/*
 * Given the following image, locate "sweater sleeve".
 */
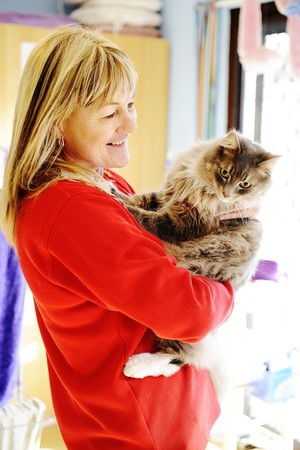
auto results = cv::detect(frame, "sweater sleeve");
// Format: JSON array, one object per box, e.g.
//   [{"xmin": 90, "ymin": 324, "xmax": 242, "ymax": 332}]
[{"xmin": 46, "ymin": 189, "xmax": 234, "ymax": 344}]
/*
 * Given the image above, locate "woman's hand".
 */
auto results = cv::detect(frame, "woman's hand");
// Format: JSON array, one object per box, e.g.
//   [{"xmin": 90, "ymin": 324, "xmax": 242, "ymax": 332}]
[{"xmin": 218, "ymin": 204, "xmax": 260, "ymax": 221}]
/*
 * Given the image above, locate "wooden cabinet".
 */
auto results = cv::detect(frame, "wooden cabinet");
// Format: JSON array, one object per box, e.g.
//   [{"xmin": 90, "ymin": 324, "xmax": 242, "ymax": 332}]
[{"xmin": 0, "ymin": 23, "xmax": 169, "ymax": 191}]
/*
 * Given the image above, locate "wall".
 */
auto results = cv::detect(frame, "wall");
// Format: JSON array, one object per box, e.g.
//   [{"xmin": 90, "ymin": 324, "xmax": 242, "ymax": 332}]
[
  {"xmin": 0, "ymin": 0, "xmax": 58, "ymax": 14},
  {"xmin": 162, "ymin": 0, "xmax": 199, "ymax": 153}
]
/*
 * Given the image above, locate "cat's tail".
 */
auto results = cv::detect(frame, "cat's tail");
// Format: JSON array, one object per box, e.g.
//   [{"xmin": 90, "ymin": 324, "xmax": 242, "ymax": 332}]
[{"xmin": 182, "ymin": 334, "xmax": 230, "ymax": 401}]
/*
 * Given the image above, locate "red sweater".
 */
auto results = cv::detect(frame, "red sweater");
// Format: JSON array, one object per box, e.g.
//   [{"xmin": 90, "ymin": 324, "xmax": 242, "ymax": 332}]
[{"xmin": 17, "ymin": 171, "xmax": 234, "ymax": 450}]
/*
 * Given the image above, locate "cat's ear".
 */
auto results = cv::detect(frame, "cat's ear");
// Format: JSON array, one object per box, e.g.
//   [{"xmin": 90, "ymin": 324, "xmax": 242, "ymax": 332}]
[
  {"xmin": 221, "ymin": 130, "xmax": 240, "ymax": 151},
  {"xmin": 259, "ymin": 153, "xmax": 281, "ymax": 173}
]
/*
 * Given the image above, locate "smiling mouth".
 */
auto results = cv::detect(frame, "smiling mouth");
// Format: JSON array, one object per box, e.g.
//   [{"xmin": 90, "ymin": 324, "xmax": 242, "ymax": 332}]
[{"xmin": 108, "ymin": 139, "xmax": 127, "ymax": 146}]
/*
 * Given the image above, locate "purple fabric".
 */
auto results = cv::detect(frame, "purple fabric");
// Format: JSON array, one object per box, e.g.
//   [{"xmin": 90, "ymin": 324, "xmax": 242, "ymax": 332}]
[
  {"xmin": 0, "ymin": 11, "xmax": 77, "ymax": 28},
  {"xmin": 252, "ymin": 259, "xmax": 288, "ymax": 283},
  {"xmin": 0, "ymin": 230, "xmax": 26, "ymax": 407}
]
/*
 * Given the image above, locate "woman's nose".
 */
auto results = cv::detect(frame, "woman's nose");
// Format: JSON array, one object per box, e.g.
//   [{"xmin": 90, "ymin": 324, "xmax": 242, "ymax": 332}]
[{"xmin": 118, "ymin": 111, "xmax": 137, "ymax": 134}]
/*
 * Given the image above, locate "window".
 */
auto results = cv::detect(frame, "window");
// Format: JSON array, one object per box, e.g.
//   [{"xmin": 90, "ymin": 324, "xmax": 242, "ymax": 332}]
[{"xmin": 227, "ymin": 4, "xmax": 300, "ymax": 447}]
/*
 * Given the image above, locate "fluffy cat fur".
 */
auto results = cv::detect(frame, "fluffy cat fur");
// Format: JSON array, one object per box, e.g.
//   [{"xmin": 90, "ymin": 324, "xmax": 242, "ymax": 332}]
[{"xmin": 112, "ymin": 130, "xmax": 280, "ymax": 399}]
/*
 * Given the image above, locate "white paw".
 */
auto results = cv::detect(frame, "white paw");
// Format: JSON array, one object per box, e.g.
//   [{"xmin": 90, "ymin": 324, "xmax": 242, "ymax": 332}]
[{"xmin": 123, "ymin": 352, "xmax": 181, "ymax": 379}]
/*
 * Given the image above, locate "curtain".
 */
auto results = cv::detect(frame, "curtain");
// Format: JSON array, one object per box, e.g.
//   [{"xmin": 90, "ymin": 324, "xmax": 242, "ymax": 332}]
[
  {"xmin": 0, "ymin": 230, "xmax": 26, "ymax": 407},
  {"xmin": 196, "ymin": 1, "xmax": 218, "ymax": 139}
]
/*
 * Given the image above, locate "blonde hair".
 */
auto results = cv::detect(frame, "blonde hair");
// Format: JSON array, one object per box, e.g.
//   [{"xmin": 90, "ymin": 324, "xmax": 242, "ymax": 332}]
[{"xmin": 0, "ymin": 25, "xmax": 138, "ymax": 247}]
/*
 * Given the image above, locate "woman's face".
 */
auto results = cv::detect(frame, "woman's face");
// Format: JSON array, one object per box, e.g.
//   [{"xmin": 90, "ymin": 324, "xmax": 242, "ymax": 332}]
[{"xmin": 62, "ymin": 88, "xmax": 137, "ymax": 169}]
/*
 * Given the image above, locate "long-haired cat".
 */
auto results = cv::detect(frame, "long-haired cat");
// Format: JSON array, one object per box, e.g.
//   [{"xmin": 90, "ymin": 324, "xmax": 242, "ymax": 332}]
[{"xmin": 113, "ymin": 130, "xmax": 280, "ymax": 399}]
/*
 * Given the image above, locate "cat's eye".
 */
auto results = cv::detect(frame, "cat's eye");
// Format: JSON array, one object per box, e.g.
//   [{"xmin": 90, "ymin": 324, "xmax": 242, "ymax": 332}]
[
  {"xmin": 220, "ymin": 168, "xmax": 230, "ymax": 180},
  {"xmin": 239, "ymin": 181, "xmax": 251, "ymax": 189}
]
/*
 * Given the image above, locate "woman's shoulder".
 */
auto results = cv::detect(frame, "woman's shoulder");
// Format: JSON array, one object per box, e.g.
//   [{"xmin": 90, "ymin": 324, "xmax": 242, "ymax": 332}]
[
  {"xmin": 35, "ymin": 180, "xmax": 107, "ymax": 203},
  {"xmin": 20, "ymin": 181, "xmax": 114, "ymax": 225},
  {"xmin": 52, "ymin": 179, "xmax": 98, "ymax": 194},
  {"xmin": 18, "ymin": 180, "xmax": 133, "ymax": 246}
]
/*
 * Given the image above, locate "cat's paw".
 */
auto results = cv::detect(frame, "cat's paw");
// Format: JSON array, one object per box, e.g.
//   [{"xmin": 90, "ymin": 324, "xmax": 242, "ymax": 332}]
[{"xmin": 123, "ymin": 352, "xmax": 181, "ymax": 379}]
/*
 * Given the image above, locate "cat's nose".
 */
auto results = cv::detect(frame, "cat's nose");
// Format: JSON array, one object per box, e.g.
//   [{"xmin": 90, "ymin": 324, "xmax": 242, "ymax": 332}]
[{"xmin": 222, "ymin": 191, "xmax": 234, "ymax": 202}]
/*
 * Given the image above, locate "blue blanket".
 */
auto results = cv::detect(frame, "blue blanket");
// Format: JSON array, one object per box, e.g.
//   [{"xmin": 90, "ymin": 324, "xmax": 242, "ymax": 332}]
[{"xmin": 0, "ymin": 230, "xmax": 26, "ymax": 407}]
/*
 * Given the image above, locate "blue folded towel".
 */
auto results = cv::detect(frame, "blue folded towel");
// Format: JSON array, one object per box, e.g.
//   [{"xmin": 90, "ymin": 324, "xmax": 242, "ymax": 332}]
[{"xmin": 0, "ymin": 230, "xmax": 26, "ymax": 407}]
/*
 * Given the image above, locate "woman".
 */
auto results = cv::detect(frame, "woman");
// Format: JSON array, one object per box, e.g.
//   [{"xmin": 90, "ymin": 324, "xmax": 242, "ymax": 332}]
[{"xmin": 0, "ymin": 26, "xmax": 235, "ymax": 449}]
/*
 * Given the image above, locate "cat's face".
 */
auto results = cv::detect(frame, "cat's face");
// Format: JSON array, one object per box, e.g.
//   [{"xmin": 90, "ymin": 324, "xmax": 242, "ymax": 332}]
[{"xmin": 203, "ymin": 131, "xmax": 280, "ymax": 208}]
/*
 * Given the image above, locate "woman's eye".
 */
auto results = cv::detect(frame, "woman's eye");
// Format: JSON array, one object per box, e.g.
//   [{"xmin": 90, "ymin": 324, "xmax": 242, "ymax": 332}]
[
  {"xmin": 220, "ymin": 168, "xmax": 230, "ymax": 180},
  {"xmin": 128, "ymin": 101, "xmax": 135, "ymax": 110},
  {"xmin": 104, "ymin": 112, "xmax": 116, "ymax": 119},
  {"xmin": 239, "ymin": 181, "xmax": 251, "ymax": 189}
]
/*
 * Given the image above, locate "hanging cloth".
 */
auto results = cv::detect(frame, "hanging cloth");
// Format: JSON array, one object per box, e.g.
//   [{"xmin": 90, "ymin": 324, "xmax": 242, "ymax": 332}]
[
  {"xmin": 0, "ymin": 230, "xmax": 26, "ymax": 407},
  {"xmin": 237, "ymin": 0, "xmax": 284, "ymax": 73}
]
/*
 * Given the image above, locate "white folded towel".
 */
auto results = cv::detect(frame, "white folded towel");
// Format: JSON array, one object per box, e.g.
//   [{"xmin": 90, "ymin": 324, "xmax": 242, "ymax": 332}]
[
  {"xmin": 70, "ymin": 5, "xmax": 162, "ymax": 27},
  {"xmin": 66, "ymin": 0, "xmax": 162, "ymax": 10}
]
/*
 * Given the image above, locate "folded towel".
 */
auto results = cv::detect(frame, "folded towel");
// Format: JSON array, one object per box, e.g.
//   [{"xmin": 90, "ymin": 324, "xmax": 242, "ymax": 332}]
[
  {"xmin": 0, "ymin": 230, "xmax": 26, "ymax": 407},
  {"xmin": 70, "ymin": 5, "xmax": 162, "ymax": 27},
  {"xmin": 83, "ymin": 0, "xmax": 163, "ymax": 11},
  {"xmin": 65, "ymin": 0, "xmax": 162, "ymax": 10}
]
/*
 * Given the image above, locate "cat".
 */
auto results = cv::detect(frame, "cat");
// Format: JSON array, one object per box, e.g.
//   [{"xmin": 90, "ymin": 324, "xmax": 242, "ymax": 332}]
[{"xmin": 112, "ymin": 130, "xmax": 280, "ymax": 399}]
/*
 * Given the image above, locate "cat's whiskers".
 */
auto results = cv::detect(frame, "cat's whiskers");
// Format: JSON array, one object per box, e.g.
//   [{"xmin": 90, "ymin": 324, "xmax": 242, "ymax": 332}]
[
  {"xmin": 218, "ymin": 200, "xmax": 249, "ymax": 224},
  {"xmin": 232, "ymin": 201, "xmax": 251, "ymax": 224}
]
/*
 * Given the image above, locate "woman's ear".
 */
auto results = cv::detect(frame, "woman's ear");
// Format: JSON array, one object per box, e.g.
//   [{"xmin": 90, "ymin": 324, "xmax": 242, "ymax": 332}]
[
  {"xmin": 57, "ymin": 130, "xmax": 64, "ymax": 141},
  {"xmin": 51, "ymin": 123, "xmax": 64, "ymax": 140}
]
